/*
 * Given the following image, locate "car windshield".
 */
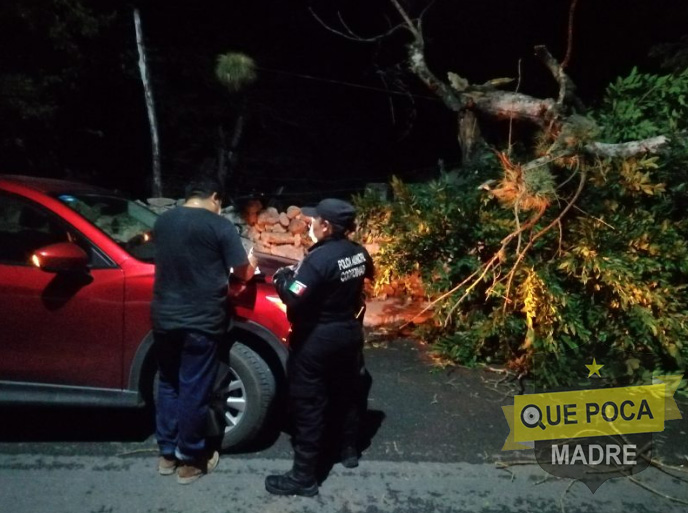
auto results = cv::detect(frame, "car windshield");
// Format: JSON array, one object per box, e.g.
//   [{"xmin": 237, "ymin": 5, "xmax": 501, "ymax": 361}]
[{"xmin": 56, "ymin": 193, "xmax": 158, "ymax": 261}]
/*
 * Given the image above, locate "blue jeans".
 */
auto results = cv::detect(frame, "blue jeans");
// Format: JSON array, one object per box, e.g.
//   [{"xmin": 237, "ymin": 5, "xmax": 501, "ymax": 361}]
[{"xmin": 154, "ymin": 330, "xmax": 219, "ymax": 461}]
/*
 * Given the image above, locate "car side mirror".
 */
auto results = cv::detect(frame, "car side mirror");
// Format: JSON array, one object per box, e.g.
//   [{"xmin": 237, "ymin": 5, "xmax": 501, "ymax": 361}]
[{"xmin": 31, "ymin": 242, "xmax": 89, "ymax": 273}]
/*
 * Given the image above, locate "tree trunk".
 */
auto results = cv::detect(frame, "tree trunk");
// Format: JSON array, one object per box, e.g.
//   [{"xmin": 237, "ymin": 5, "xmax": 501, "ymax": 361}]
[
  {"xmin": 458, "ymin": 109, "xmax": 484, "ymax": 166},
  {"xmin": 225, "ymin": 114, "xmax": 245, "ymax": 185},
  {"xmin": 134, "ymin": 8, "xmax": 162, "ymax": 197},
  {"xmin": 217, "ymin": 125, "xmax": 227, "ymax": 189}
]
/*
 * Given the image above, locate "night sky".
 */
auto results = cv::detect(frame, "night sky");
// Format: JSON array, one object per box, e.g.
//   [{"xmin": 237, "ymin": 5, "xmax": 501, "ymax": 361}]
[{"xmin": 3, "ymin": 0, "xmax": 688, "ymax": 200}]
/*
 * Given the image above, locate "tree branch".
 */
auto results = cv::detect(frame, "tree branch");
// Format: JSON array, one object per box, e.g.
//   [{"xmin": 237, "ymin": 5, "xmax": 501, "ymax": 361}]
[
  {"xmin": 408, "ymin": 43, "xmax": 466, "ymax": 111},
  {"xmin": 585, "ymin": 135, "xmax": 670, "ymax": 158},
  {"xmin": 308, "ymin": 7, "xmax": 406, "ymax": 42},
  {"xmin": 419, "ymin": 0, "xmax": 441, "ymax": 22},
  {"xmin": 561, "ymin": 0, "xmax": 579, "ymax": 69},
  {"xmin": 502, "ymin": 168, "xmax": 588, "ymax": 306},
  {"xmin": 471, "ymin": 90, "xmax": 557, "ymax": 126},
  {"xmin": 534, "ymin": 45, "xmax": 585, "ymax": 111},
  {"xmin": 316, "ymin": 0, "xmax": 675, "ymax": 164},
  {"xmin": 519, "ymin": 134, "xmax": 670, "ymax": 170},
  {"xmin": 388, "ymin": 0, "xmax": 421, "ymax": 40}
]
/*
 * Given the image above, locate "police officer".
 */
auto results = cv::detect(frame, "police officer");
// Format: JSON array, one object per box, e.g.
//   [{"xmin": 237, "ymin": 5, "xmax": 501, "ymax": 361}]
[{"xmin": 265, "ymin": 198, "xmax": 374, "ymax": 497}]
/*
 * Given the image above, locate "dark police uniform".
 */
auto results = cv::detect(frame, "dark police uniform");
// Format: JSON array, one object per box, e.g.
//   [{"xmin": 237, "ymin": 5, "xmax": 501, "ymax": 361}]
[{"xmin": 272, "ymin": 231, "xmax": 374, "ymax": 483}]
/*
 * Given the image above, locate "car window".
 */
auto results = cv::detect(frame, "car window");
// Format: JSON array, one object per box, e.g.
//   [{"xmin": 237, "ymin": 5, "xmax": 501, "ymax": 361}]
[
  {"xmin": 56, "ymin": 194, "xmax": 157, "ymax": 262},
  {"xmin": 0, "ymin": 195, "xmax": 72, "ymax": 265},
  {"xmin": 0, "ymin": 194, "xmax": 111, "ymax": 268}
]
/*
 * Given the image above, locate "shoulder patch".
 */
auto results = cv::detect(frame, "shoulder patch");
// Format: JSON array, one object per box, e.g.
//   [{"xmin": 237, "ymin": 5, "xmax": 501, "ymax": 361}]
[{"xmin": 288, "ymin": 280, "xmax": 308, "ymax": 296}]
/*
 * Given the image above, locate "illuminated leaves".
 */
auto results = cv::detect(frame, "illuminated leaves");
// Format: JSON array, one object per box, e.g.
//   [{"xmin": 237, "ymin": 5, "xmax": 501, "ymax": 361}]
[
  {"xmin": 597, "ymin": 67, "xmax": 688, "ymax": 142},
  {"xmin": 351, "ymin": 66, "xmax": 688, "ymax": 387}
]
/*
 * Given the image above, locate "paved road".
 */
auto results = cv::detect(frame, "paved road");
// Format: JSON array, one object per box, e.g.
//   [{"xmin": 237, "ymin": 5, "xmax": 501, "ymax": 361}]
[{"xmin": 1, "ymin": 339, "xmax": 688, "ymax": 513}]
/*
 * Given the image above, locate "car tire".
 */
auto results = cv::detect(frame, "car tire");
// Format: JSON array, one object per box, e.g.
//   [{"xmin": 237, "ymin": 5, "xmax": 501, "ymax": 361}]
[{"xmin": 214, "ymin": 341, "xmax": 277, "ymax": 450}]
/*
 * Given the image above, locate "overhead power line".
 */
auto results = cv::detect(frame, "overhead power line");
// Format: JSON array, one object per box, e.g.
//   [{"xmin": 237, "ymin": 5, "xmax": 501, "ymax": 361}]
[{"xmin": 257, "ymin": 66, "xmax": 440, "ymax": 102}]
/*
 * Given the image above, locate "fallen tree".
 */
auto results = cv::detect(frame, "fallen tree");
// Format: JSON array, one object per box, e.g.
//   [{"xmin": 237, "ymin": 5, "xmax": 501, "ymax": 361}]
[{"xmin": 320, "ymin": 1, "xmax": 688, "ymax": 387}]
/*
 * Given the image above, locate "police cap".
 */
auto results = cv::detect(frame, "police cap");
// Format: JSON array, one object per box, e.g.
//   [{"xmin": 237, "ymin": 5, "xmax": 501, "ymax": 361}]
[{"xmin": 302, "ymin": 198, "xmax": 356, "ymax": 229}]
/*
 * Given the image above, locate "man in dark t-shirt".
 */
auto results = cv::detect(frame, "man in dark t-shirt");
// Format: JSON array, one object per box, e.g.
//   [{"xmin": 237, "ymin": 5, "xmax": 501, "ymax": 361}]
[{"xmin": 152, "ymin": 178, "xmax": 256, "ymax": 485}]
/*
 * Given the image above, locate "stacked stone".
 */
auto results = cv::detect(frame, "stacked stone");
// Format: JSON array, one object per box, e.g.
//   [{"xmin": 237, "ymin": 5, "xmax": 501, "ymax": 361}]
[
  {"xmin": 246, "ymin": 205, "xmax": 311, "ymax": 261},
  {"xmin": 376, "ymin": 272, "xmax": 425, "ymax": 300},
  {"xmin": 142, "ymin": 198, "xmax": 311, "ymax": 261},
  {"xmin": 142, "ymin": 197, "xmax": 179, "ymax": 214}
]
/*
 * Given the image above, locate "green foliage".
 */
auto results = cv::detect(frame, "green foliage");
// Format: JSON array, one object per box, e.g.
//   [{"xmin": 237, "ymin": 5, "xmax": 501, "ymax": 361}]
[
  {"xmin": 0, "ymin": 74, "xmax": 58, "ymax": 120},
  {"xmin": 523, "ymin": 166, "xmax": 556, "ymax": 200},
  {"xmin": 215, "ymin": 52, "xmax": 257, "ymax": 92},
  {"xmin": 0, "ymin": 0, "xmax": 113, "ymax": 117},
  {"xmin": 595, "ymin": 67, "xmax": 688, "ymax": 142},
  {"xmin": 356, "ymin": 69, "xmax": 688, "ymax": 388},
  {"xmin": 354, "ymin": 159, "xmax": 502, "ymax": 294},
  {"xmin": 0, "ymin": 0, "xmax": 116, "ymax": 172},
  {"xmin": 650, "ymin": 35, "xmax": 688, "ymax": 73}
]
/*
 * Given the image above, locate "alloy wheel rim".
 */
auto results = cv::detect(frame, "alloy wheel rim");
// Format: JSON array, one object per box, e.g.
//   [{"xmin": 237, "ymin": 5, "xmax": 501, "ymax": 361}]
[{"xmin": 223, "ymin": 370, "xmax": 247, "ymax": 433}]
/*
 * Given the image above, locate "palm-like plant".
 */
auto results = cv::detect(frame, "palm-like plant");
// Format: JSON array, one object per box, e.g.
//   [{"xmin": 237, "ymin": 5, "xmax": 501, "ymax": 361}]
[{"xmin": 215, "ymin": 52, "xmax": 257, "ymax": 92}]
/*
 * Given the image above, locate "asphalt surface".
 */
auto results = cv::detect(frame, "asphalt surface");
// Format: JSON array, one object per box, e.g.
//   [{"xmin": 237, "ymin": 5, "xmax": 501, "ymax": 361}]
[{"xmin": 1, "ymin": 338, "xmax": 688, "ymax": 513}]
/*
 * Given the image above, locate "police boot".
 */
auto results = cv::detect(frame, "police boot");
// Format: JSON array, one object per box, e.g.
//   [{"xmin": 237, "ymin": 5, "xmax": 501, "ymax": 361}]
[
  {"xmin": 340, "ymin": 445, "xmax": 359, "ymax": 468},
  {"xmin": 265, "ymin": 458, "xmax": 318, "ymax": 497}
]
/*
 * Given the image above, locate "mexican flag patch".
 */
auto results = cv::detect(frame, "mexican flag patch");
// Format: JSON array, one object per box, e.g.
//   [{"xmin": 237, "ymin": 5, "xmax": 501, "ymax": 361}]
[{"xmin": 288, "ymin": 280, "xmax": 308, "ymax": 296}]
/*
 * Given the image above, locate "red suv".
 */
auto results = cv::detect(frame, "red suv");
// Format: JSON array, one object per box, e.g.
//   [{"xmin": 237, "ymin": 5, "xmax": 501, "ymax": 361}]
[{"xmin": 0, "ymin": 175, "xmax": 292, "ymax": 448}]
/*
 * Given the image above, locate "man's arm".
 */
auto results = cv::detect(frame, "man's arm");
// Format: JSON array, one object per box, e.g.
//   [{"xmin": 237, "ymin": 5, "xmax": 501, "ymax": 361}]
[{"xmin": 232, "ymin": 248, "xmax": 258, "ymax": 282}]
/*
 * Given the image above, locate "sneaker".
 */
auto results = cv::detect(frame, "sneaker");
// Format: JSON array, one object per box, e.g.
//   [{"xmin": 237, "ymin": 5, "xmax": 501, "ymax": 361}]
[
  {"xmin": 265, "ymin": 471, "xmax": 318, "ymax": 497},
  {"xmin": 340, "ymin": 446, "xmax": 359, "ymax": 468},
  {"xmin": 158, "ymin": 455, "xmax": 178, "ymax": 476},
  {"xmin": 177, "ymin": 451, "xmax": 220, "ymax": 485}
]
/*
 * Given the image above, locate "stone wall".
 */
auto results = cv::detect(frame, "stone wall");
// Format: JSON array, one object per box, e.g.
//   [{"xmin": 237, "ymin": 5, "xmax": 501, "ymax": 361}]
[
  {"xmin": 243, "ymin": 200, "xmax": 312, "ymax": 260},
  {"xmin": 143, "ymin": 197, "xmax": 422, "ymax": 299},
  {"xmin": 143, "ymin": 198, "xmax": 313, "ymax": 260}
]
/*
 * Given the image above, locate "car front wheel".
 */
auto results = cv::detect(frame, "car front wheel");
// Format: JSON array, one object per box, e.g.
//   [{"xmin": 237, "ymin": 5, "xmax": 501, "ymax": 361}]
[{"xmin": 213, "ymin": 341, "xmax": 277, "ymax": 449}]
